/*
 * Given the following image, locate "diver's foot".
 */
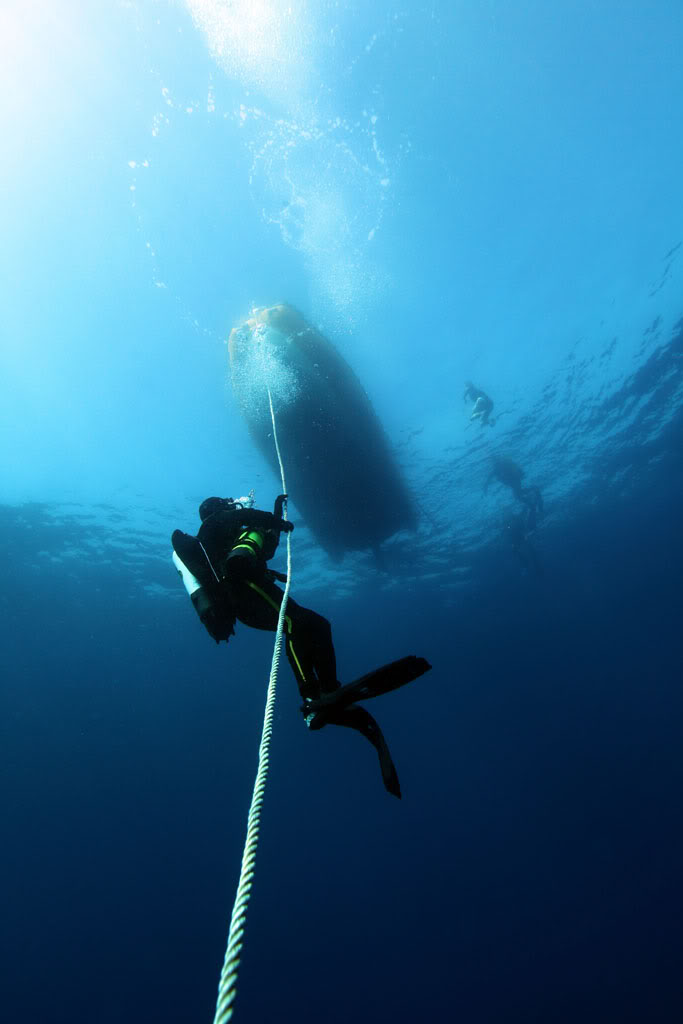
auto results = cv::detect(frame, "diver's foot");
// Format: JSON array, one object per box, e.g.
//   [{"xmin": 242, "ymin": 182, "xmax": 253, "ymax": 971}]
[{"xmin": 302, "ymin": 698, "xmax": 330, "ymax": 731}]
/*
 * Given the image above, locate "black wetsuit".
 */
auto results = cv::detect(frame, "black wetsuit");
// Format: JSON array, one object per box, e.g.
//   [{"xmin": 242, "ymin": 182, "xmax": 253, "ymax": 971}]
[
  {"xmin": 172, "ymin": 498, "xmax": 432, "ymax": 798},
  {"xmin": 172, "ymin": 504, "xmax": 338, "ymax": 701}
]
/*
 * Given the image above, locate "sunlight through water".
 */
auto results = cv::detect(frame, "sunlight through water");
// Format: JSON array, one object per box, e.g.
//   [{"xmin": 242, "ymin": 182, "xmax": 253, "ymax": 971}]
[{"xmin": 184, "ymin": 0, "xmax": 316, "ymax": 102}]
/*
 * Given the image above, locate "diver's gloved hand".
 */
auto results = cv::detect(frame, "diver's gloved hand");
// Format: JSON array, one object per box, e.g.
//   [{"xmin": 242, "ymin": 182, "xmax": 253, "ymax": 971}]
[
  {"xmin": 194, "ymin": 588, "xmax": 235, "ymax": 643},
  {"xmin": 279, "ymin": 519, "xmax": 294, "ymax": 533},
  {"xmin": 200, "ymin": 607, "xmax": 234, "ymax": 644},
  {"xmin": 273, "ymin": 493, "xmax": 288, "ymax": 519}
]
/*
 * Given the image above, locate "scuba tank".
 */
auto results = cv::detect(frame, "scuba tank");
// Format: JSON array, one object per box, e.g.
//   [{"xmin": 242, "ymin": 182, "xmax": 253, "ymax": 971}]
[
  {"xmin": 172, "ymin": 550, "xmax": 203, "ymax": 597},
  {"xmin": 171, "ymin": 534, "xmax": 236, "ymax": 643}
]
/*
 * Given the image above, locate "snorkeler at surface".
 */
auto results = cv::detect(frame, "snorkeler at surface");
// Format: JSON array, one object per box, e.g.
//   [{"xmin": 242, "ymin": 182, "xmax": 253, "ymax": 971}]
[
  {"xmin": 463, "ymin": 381, "xmax": 495, "ymax": 426},
  {"xmin": 171, "ymin": 490, "xmax": 431, "ymax": 798}
]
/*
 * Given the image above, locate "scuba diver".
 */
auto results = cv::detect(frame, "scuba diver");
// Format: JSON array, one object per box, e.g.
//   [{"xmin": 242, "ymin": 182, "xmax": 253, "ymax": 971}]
[
  {"xmin": 171, "ymin": 491, "xmax": 431, "ymax": 799},
  {"xmin": 464, "ymin": 381, "xmax": 495, "ymax": 426},
  {"xmin": 485, "ymin": 456, "xmax": 543, "ymax": 520}
]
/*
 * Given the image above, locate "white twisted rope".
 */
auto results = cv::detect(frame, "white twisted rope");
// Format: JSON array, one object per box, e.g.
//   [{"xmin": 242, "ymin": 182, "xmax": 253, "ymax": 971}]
[{"xmin": 213, "ymin": 387, "xmax": 291, "ymax": 1024}]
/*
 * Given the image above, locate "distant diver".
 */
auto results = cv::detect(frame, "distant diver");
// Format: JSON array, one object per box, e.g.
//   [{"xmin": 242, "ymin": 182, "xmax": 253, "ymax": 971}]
[
  {"xmin": 464, "ymin": 381, "xmax": 495, "ymax": 426},
  {"xmin": 171, "ymin": 491, "xmax": 431, "ymax": 798},
  {"xmin": 485, "ymin": 456, "xmax": 543, "ymax": 521}
]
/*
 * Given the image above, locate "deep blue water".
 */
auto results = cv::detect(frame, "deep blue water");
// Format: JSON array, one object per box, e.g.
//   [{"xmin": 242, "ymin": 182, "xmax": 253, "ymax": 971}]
[{"xmin": 2, "ymin": 2, "xmax": 683, "ymax": 1022}]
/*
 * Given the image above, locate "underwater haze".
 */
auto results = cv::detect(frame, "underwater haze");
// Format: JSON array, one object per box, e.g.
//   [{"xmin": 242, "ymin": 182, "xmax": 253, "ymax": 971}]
[{"xmin": 3, "ymin": 1, "xmax": 683, "ymax": 1021}]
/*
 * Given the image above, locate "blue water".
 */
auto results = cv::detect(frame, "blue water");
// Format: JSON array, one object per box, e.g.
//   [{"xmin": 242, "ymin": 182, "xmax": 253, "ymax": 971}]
[{"xmin": 2, "ymin": 2, "xmax": 683, "ymax": 1021}]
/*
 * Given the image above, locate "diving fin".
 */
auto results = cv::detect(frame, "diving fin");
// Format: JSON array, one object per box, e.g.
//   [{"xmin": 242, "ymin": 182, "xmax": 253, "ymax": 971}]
[
  {"xmin": 301, "ymin": 656, "xmax": 431, "ymax": 715},
  {"xmin": 321, "ymin": 704, "xmax": 401, "ymax": 799}
]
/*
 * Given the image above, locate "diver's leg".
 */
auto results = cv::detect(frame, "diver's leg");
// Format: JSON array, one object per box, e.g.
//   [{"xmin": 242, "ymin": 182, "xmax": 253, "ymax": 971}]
[
  {"xmin": 230, "ymin": 577, "xmax": 312, "ymax": 694},
  {"xmin": 287, "ymin": 603, "xmax": 338, "ymax": 694},
  {"xmin": 231, "ymin": 577, "xmax": 336, "ymax": 699},
  {"xmin": 229, "ymin": 577, "xmax": 281, "ymax": 631}
]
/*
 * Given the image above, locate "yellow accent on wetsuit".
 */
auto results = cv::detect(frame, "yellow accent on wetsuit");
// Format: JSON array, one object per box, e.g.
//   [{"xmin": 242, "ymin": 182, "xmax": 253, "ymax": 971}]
[
  {"xmin": 230, "ymin": 529, "xmax": 265, "ymax": 557},
  {"xmin": 245, "ymin": 581, "xmax": 307, "ymax": 684}
]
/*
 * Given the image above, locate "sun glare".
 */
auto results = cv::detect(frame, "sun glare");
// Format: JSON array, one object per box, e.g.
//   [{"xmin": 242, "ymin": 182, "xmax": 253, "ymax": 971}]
[
  {"xmin": 185, "ymin": 0, "xmax": 313, "ymax": 99},
  {"xmin": 0, "ymin": 1, "xmax": 85, "ymax": 182},
  {"xmin": 0, "ymin": 4, "xmax": 37, "ymax": 99}
]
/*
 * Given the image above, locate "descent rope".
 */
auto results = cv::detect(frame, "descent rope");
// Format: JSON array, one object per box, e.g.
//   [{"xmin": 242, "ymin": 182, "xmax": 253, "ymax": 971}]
[{"xmin": 212, "ymin": 387, "xmax": 291, "ymax": 1024}]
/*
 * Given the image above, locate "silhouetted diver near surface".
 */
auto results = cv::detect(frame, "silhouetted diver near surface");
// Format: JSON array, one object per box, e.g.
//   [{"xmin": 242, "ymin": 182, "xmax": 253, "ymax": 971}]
[
  {"xmin": 171, "ymin": 492, "xmax": 431, "ymax": 798},
  {"xmin": 485, "ymin": 456, "xmax": 543, "ymax": 518}
]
